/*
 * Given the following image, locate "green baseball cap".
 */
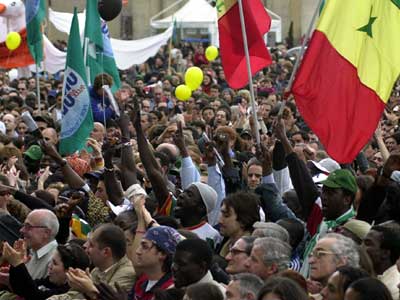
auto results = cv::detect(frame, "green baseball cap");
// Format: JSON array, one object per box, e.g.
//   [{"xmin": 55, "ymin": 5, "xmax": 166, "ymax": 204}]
[
  {"xmin": 24, "ymin": 145, "xmax": 43, "ymax": 161},
  {"xmin": 320, "ymin": 169, "xmax": 357, "ymax": 194}
]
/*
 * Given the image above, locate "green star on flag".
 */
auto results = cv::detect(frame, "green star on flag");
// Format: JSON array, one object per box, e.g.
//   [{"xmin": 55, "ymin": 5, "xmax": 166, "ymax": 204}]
[
  {"xmin": 357, "ymin": 6, "xmax": 377, "ymax": 38},
  {"xmin": 216, "ymin": 0, "xmax": 225, "ymax": 13}
]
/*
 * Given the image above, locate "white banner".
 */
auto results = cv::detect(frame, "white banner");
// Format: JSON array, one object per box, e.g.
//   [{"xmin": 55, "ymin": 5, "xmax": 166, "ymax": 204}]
[{"xmin": 47, "ymin": 8, "xmax": 173, "ymax": 71}]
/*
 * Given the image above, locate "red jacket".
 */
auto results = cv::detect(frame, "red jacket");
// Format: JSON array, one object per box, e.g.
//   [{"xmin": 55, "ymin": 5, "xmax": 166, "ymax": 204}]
[{"xmin": 129, "ymin": 272, "xmax": 174, "ymax": 300}]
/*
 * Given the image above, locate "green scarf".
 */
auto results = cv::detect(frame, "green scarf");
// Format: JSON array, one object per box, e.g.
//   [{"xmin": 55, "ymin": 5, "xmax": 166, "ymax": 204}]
[{"xmin": 300, "ymin": 207, "xmax": 356, "ymax": 277}]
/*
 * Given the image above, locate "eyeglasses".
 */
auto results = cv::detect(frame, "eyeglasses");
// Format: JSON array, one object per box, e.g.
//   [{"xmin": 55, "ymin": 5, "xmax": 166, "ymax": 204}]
[
  {"xmin": 22, "ymin": 223, "xmax": 48, "ymax": 230},
  {"xmin": 308, "ymin": 249, "xmax": 336, "ymax": 259},
  {"xmin": 229, "ymin": 247, "xmax": 248, "ymax": 256}
]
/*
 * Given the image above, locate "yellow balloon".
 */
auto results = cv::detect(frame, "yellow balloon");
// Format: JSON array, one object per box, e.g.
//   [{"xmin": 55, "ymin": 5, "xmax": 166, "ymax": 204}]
[
  {"xmin": 184, "ymin": 67, "xmax": 204, "ymax": 91},
  {"xmin": 205, "ymin": 46, "xmax": 219, "ymax": 61},
  {"xmin": 175, "ymin": 84, "xmax": 192, "ymax": 101},
  {"xmin": 6, "ymin": 32, "xmax": 22, "ymax": 51}
]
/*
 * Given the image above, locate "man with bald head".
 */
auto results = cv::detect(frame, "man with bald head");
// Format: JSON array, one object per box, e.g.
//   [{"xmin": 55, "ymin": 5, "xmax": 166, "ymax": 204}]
[
  {"xmin": 2, "ymin": 114, "xmax": 18, "ymax": 138},
  {"xmin": 156, "ymin": 143, "xmax": 180, "ymax": 164},
  {"xmin": 42, "ymin": 128, "xmax": 58, "ymax": 146},
  {"xmin": 20, "ymin": 209, "xmax": 59, "ymax": 280},
  {"xmin": 0, "ymin": 209, "xmax": 59, "ymax": 298}
]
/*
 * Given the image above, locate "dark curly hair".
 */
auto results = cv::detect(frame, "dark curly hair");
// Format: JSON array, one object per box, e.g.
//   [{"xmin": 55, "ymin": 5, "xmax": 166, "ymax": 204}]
[
  {"xmin": 223, "ymin": 192, "xmax": 261, "ymax": 232},
  {"xmin": 57, "ymin": 243, "xmax": 90, "ymax": 270}
]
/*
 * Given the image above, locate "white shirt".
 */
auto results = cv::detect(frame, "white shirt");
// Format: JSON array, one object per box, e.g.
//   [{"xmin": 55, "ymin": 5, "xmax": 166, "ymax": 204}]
[
  {"xmin": 26, "ymin": 239, "xmax": 58, "ymax": 280},
  {"xmin": 378, "ymin": 264, "xmax": 400, "ymax": 300},
  {"xmin": 188, "ymin": 222, "xmax": 222, "ymax": 250}
]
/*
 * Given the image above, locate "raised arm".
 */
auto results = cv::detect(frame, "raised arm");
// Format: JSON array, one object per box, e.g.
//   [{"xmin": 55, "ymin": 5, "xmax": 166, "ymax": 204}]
[
  {"xmin": 374, "ymin": 123, "xmax": 390, "ymax": 162},
  {"xmin": 103, "ymin": 146, "xmax": 124, "ymax": 206},
  {"xmin": 119, "ymin": 112, "xmax": 138, "ymax": 189},
  {"xmin": 41, "ymin": 140, "xmax": 86, "ymax": 189},
  {"xmin": 173, "ymin": 121, "xmax": 200, "ymax": 189},
  {"xmin": 273, "ymin": 118, "xmax": 319, "ymax": 220},
  {"xmin": 215, "ymin": 133, "xmax": 240, "ymax": 195},
  {"xmin": 130, "ymin": 100, "xmax": 170, "ymax": 210}
]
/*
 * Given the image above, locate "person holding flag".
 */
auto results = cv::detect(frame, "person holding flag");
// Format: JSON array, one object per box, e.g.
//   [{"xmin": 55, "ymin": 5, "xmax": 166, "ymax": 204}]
[{"xmin": 89, "ymin": 73, "xmax": 116, "ymax": 124}]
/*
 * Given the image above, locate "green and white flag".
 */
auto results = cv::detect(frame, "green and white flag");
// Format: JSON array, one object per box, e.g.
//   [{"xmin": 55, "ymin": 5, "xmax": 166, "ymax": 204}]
[
  {"xmin": 60, "ymin": 8, "xmax": 93, "ymax": 156},
  {"xmin": 84, "ymin": 0, "xmax": 121, "ymax": 92},
  {"xmin": 25, "ymin": 0, "xmax": 46, "ymax": 64}
]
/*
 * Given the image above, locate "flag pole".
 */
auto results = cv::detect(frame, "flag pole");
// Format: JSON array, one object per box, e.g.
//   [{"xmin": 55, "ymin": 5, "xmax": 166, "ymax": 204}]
[
  {"xmin": 167, "ymin": 37, "xmax": 173, "ymax": 76},
  {"xmin": 167, "ymin": 18, "xmax": 176, "ymax": 76},
  {"xmin": 36, "ymin": 64, "xmax": 41, "ymax": 113},
  {"xmin": 83, "ymin": 37, "xmax": 90, "ymax": 83},
  {"xmin": 278, "ymin": 0, "xmax": 324, "ymax": 116},
  {"xmin": 237, "ymin": 0, "xmax": 260, "ymax": 146}
]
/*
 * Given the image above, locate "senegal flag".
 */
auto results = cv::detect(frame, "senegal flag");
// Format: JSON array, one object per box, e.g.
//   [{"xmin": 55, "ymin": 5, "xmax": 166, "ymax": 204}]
[
  {"xmin": 292, "ymin": 0, "xmax": 400, "ymax": 163},
  {"xmin": 217, "ymin": 0, "xmax": 272, "ymax": 89},
  {"xmin": 25, "ymin": 0, "xmax": 46, "ymax": 64},
  {"xmin": 60, "ymin": 8, "xmax": 93, "ymax": 155}
]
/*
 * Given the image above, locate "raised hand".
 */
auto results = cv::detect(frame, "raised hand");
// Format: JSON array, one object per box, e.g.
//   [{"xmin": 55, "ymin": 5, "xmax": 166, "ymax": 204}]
[
  {"xmin": 67, "ymin": 268, "xmax": 98, "ymax": 296},
  {"xmin": 129, "ymin": 97, "xmax": 141, "ymax": 128},
  {"xmin": 39, "ymin": 140, "xmax": 63, "ymax": 163},
  {"xmin": 118, "ymin": 110, "xmax": 131, "ymax": 139},
  {"xmin": 256, "ymin": 143, "xmax": 272, "ymax": 176},
  {"xmin": 86, "ymin": 138, "xmax": 102, "ymax": 158},
  {"xmin": 132, "ymin": 194, "xmax": 146, "ymax": 214},
  {"xmin": 5, "ymin": 165, "xmax": 20, "ymax": 188},
  {"xmin": 173, "ymin": 121, "xmax": 187, "ymax": 156},
  {"xmin": 38, "ymin": 166, "xmax": 51, "ymax": 190},
  {"xmin": 273, "ymin": 116, "xmax": 287, "ymax": 142},
  {"xmin": 204, "ymin": 141, "xmax": 217, "ymax": 166},
  {"xmin": 2, "ymin": 240, "xmax": 26, "ymax": 267},
  {"xmin": 55, "ymin": 191, "xmax": 84, "ymax": 219},
  {"xmin": 102, "ymin": 142, "xmax": 116, "ymax": 169}
]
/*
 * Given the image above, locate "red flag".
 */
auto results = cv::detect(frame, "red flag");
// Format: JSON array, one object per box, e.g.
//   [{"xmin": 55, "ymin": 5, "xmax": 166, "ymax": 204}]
[
  {"xmin": 218, "ymin": 0, "xmax": 272, "ymax": 89},
  {"xmin": 291, "ymin": 0, "xmax": 400, "ymax": 163},
  {"xmin": 0, "ymin": 28, "xmax": 34, "ymax": 69}
]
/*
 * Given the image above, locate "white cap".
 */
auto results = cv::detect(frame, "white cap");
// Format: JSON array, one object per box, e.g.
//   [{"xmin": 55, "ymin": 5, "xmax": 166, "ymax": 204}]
[{"xmin": 0, "ymin": 121, "xmax": 5, "ymax": 135}]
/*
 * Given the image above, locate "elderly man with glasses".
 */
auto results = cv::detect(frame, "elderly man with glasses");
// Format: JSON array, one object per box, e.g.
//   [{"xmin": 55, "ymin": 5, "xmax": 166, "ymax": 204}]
[
  {"xmin": 0, "ymin": 209, "xmax": 59, "ymax": 299},
  {"xmin": 308, "ymin": 233, "xmax": 359, "ymax": 296},
  {"xmin": 225, "ymin": 236, "xmax": 256, "ymax": 275},
  {"xmin": 20, "ymin": 209, "xmax": 60, "ymax": 280}
]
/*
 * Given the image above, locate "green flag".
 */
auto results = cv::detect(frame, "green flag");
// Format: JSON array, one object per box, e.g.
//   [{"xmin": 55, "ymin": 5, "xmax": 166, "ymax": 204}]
[
  {"xmin": 60, "ymin": 8, "xmax": 93, "ymax": 156},
  {"xmin": 25, "ymin": 0, "xmax": 46, "ymax": 64},
  {"xmin": 84, "ymin": 0, "xmax": 121, "ymax": 92}
]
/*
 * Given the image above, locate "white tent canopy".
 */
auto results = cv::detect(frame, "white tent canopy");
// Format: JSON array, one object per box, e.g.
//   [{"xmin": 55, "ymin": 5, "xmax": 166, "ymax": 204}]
[
  {"xmin": 151, "ymin": 0, "xmax": 218, "ymax": 45},
  {"xmin": 150, "ymin": 0, "xmax": 282, "ymax": 46}
]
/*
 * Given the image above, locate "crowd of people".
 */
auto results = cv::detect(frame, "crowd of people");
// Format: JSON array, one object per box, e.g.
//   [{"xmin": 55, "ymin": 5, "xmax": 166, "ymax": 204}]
[{"xmin": 0, "ymin": 40, "xmax": 400, "ymax": 300}]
